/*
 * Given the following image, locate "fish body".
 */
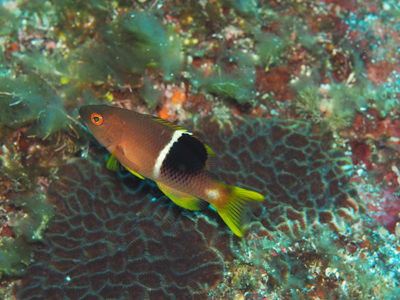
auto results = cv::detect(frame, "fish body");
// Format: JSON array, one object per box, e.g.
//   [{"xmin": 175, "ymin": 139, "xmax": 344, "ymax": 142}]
[{"xmin": 79, "ymin": 105, "xmax": 264, "ymax": 237}]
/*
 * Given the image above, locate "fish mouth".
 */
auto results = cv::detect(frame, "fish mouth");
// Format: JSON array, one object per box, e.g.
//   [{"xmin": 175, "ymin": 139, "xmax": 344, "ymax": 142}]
[
  {"xmin": 79, "ymin": 105, "xmax": 93, "ymax": 126},
  {"xmin": 79, "ymin": 105, "xmax": 87, "ymax": 119}
]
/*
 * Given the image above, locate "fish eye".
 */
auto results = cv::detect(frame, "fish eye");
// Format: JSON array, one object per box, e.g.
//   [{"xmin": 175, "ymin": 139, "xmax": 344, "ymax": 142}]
[{"xmin": 91, "ymin": 113, "xmax": 103, "ymax": 126}]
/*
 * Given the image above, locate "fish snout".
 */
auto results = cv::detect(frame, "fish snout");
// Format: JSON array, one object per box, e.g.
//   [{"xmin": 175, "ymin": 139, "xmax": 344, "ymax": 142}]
[{"xmin": 79, "ymin": 105, "xmax": 88, "ymax": 120}]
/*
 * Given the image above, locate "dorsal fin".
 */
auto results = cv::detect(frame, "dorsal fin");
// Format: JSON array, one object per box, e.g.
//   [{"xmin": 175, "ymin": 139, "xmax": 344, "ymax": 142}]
[
  {"xmin": 204, "ymin": 144, "xmax": 217, "ymax": 170},
  {"xmin": 145, "ymin": 115, "xmax": 186, "ymax": 131},
  {"xmin": 204, "ymin": 144, "xmax": 215, "ymax": 157}
]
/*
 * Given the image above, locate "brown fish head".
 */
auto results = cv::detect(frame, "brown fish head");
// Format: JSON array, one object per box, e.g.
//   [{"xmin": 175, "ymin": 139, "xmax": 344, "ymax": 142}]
[{"xmin": 79, "ymin": 105, "xmax": 124, "ymax": 149}]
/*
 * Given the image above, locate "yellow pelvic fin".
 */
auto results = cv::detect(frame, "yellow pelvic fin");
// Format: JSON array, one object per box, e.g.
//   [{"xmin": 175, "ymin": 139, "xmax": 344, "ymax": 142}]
[
  {"xmin": 156, "ymin": 182, "xmax": 208, "ymax": 210},
  {"xmin": 212, "ymin": 185, "xmax": 264, "ymax": 237},
  {"xmin": 122, "ymin": 163, "xmax": 145, "ymax": 180},
  {"xmin": 106, "ymin": 154, "xmax": 145, "ymax": 180}
]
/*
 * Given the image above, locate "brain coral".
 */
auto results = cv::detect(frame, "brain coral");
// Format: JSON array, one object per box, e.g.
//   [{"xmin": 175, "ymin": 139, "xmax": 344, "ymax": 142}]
[
  {"xmin": 17, "ymin": 158, "xmax": 231, "ymax": 300},
  {"xmin": 190, "ymin": 117, "xmax": 365, "ymax": 238},
  {"xmin": 17, "ymin": 116, "xmax": 365, "ymax": 299}
]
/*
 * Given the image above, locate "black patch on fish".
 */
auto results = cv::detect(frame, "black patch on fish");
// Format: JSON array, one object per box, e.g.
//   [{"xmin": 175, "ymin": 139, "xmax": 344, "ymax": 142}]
[{"xmin": 161, "ymin": 133, "xmax": 207, "ymax": 176}]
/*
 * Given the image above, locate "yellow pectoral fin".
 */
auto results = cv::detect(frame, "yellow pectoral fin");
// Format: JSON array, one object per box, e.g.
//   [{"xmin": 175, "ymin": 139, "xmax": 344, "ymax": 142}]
[
  {"xmin": 156, "ymin": 182, "xmax": 208, "ymax": 210},
  {"xmin": 106, "ymin": 155, "xmax": 125, "ymax": 171},
  {"xmin": 106, "ymin": 154, "xmax": 145, "ymax": 180}
]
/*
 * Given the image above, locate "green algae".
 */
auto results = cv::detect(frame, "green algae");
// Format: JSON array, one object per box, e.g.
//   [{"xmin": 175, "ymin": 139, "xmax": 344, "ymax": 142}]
[
  {"xmin": 0, "ymin": 73, "xmax": 69, "ymax": 139},
  {"xmin": 8, "ymin": 194, "xmax": 54, "ymax": 242},
  {"xmin": 0, "ymin": 1, "xmax": 185, "ymax": 139},
  {"xmin": 0, "ymin": 5, "xmax": 19, "ymax": 39},
  {"xmin": 139, "ymin": 76, "xmax": 163, "ymax": 109},
  {"xmin": 0, "ymin": 193, "xmax": 54, "ymax": 278},
  {"xmin": 255, "ymin": 32, "xmax": 288, "ymax": 68},
  {"xmin": 0, "ymin": 237, "xmax": 32, "ymax": 278},
  {"xmin": 192, "ymin": 64, "xmax": 256, "ymax": 105},
  {"xmin": 70, "ymin": 10, "xmax": 183, "ymax": 85},
  {"xmin": 0, "ymin": 0, "xmax": 397, "ymax": 140},
  {"xmin": 221, "ymin": 0, "xmax": 259, "ymax": 17},
  {"xmin": 0, "ymin": 4, "xmax": 75, "ymax": 140}
]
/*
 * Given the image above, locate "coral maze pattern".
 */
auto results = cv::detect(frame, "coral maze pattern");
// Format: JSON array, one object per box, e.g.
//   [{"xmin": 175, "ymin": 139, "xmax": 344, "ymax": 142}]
[
  {"xmin": 191, "ymin": 117, "xmax": 365, "ymax": 238},
  {"xmin": 18, "ymin": 117, "xmax": 365, "ymax": 299},
  {"xmin": 18, "ymin": 159, "xmax": 230, "ymax": 300}
]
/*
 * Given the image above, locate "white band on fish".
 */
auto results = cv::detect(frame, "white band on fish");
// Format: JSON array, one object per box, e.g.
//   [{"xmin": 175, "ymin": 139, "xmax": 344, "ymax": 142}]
[{"xmin": 153, "ymin": 130, "xmax": 192, "ymax": 179}]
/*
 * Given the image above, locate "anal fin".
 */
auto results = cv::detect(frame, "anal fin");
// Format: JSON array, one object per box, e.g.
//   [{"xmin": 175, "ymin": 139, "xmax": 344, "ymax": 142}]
[{"xmin": 156, "ymin": 182, "xmax": 208, "ymax": 210}]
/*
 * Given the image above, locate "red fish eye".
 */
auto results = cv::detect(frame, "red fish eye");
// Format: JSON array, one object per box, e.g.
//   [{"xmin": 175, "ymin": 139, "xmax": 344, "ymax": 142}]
[{"xmin": 91, "ymin": 113, "xmax": 103, "ymax": 125}]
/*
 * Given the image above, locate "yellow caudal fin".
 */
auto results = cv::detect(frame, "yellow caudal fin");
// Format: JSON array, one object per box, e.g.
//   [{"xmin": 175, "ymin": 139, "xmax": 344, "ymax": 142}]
[{"xmin": 213, "ymin": 185, "xmax": 264, "ymax": 237}]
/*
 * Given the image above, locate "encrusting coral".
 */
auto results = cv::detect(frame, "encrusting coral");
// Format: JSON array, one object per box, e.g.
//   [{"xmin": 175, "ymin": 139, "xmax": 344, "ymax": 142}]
[{"xmin": 211, "ymin": 220, "xmax": 400, "ymax": 299}]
